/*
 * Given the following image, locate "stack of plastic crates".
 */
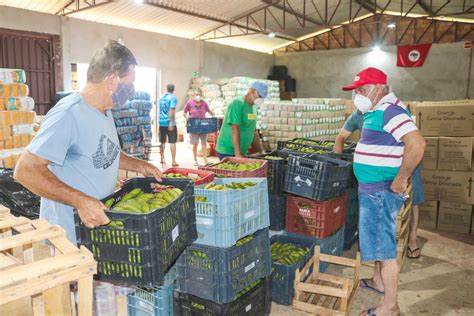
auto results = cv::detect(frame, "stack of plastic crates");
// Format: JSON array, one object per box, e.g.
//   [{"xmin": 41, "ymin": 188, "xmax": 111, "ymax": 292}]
[
  {"xmin": 266, "ymin": 148, "xmax": 353, "ymax": 306},
  {"xmin": 174, "ymin": 175, "xmax": 273, "ymax": 315}
]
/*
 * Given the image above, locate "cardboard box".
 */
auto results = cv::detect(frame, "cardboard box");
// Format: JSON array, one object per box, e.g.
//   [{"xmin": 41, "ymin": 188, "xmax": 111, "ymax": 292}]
[
  {"xmin": 422, "ymin": 137, "xmax": 439, "ymax": 170},
  {"xmin": 415, "ymin": 100, "xmax": 474, "ymax": 136},
  {"xmin": 437, "ymin": 201, "xmax": 472, "ymax": 234},
  {"xmin": 437, "ymin": 137, "xmax": 474, "ymax": 171},
  {"xmin": 418, "ymin": 201, "xmax": 438, "ymax": 230},
  {"xmin": 421, "ymin": 170, "xmax": 474, "ymax": 204}
]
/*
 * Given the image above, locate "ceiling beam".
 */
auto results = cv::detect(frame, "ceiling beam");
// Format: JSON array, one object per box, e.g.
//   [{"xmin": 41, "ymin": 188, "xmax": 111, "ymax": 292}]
[
  {"xmin": 57, "ymin": 0, "xmax": 114, "ymax": 16},
  {"xmin": 263, "ymin": 0, "xmax": 324, "ymax": 26},
  {"xmin": 416, "ymin": 0, "xmax": 435, "ymax": 16},
  {"xmin": 354, "ymin": 0, "xmax": 384, "ymax": 14}
]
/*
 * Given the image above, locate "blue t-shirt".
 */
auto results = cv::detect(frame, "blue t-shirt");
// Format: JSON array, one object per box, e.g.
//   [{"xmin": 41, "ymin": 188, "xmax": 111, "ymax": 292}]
[
  {"xmin": 27, "ymin": 93, "xmax": 121, "ymax": 243},
  {"xmin": 343, "ymin": 110, "xmax": 363, "ymax": 133},
  {"xmin": 159, "ymin": 93, "xmax": 177, "ymax": 126}
]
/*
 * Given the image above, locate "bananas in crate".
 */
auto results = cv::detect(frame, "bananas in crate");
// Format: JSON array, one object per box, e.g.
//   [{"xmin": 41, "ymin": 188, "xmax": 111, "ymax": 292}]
[
  {"xmin": 164, "ymin": 172, "xmax": 201, "ymax": 181},
  {"xmin": 234, "ymin": 278, "xmax": 262, "ymax": 300},
  {"xmin": 104, "ymin": 185, "xmax": 183, "ymax": 214},
  {"xmin": 215, "ymin": 161, "xmax": 262, "ymax": 171},
  {"xmin": 263, "ymin": 155, "xmax": 285, "ymax": 160},
  {"xmin": 203, "ymin": 181, "xmax": 257, "ymax": 191},
  {"xmin": 284, "ymin": 143, "xmax": 325, "ymax": 154},
  {"xmin": 270, "ymin": 242, "xmax": 310, "ymax": 266}
]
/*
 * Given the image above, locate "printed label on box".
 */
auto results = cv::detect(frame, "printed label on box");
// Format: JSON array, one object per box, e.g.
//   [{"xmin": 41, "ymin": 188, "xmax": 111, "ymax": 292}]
[
  {"xmin": 244, "ymin": 261, "xmax": 256, "ymax": 273},
  {"xmin": 172, "ymin": 225, "xmax": 179, "ymax": 242}
]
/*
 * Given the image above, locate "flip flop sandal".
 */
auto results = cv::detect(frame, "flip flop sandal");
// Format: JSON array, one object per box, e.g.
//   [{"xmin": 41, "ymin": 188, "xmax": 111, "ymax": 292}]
[
  {"xmin": 366, "ymin": 307, "xmax": 377, "ymax": 316},
  {"xmin": 193, "ymin": 161, "xmax": 199, "ymax": 166},
  {"xmin": 360, "ymin": 279, "xmax": 384, "ymax": 295},
  {"xmin": 407, "ymin": 247, "xmax": 421, "ymax": 259}
]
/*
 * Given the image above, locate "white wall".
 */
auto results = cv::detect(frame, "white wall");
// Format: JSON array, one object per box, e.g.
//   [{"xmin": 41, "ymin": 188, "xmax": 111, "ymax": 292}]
[
  {"xmin": 275, "ymin": 42, "xmax": 473, "ymax": 101},
  {"xmin": 0, "ymin": 5, "xmax": 273, "ymax": 108}
]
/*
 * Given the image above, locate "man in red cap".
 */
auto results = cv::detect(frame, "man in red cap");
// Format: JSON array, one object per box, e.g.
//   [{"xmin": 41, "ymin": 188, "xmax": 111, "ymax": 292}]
[{"xmin": 342, "ymin": 67, "xmax": 426, "ymax": 316}]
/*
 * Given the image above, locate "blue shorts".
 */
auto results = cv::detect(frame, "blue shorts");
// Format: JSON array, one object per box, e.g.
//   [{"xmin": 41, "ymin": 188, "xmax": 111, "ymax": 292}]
[
  {"xmin": 359, "ymin": 190, "xmax": 406, "ymax": 262},
  {"xmin": 217, "ymin": 152, "xmax": 234, "ymax": 161},
  {"xmin": 411, "ymin": 165, "xmax": 425, "ymax": 206}
]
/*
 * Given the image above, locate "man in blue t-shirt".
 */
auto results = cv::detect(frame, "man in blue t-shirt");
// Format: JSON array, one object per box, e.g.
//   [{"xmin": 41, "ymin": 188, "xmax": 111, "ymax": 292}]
[
  {"xmin": 14, "ymin": 41, "xmax": 163, "ymax": 243},
  {"xmin": 158, "ymin": 84, "xmax": 178, "ymax": 166}
]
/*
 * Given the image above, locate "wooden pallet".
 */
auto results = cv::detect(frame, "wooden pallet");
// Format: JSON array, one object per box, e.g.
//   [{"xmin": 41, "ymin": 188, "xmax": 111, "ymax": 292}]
[
  {"xmin": 293, "ymin": 246, "xmax": 361, "ymax": 316},
  {"xmin": 0, "ymin": 207, "xmax": 97, "ymax": 316}
]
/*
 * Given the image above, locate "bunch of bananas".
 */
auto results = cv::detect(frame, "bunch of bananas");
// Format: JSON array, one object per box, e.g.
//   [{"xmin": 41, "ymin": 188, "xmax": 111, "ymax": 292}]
[
  {"xmin": 203, "ymin": 181, "xmax": 257, "ymax": 191},
  {"xmin": 104, "ymin": 187, "xmax": 183, "ymax": 214},
  {"xmin": 233, "ymin": 278, "xmax": 262, "ymax": 300},
  {"xmin": 215, "ymin": 161, "xmax": 262, "ymax": 171},
  {"xmin": 163, "ymin": 172, "xmax": 201, "ymax": 181},
  {"xmin": 263, "ymin": 155, "xmax": 285, "ymax": 160},
  {"xmin": 270, "ymin": 242, "xmax": 310, "ymax": 266}
]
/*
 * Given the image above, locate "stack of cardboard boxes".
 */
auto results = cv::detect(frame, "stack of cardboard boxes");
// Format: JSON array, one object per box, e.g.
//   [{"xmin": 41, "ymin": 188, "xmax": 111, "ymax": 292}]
[
  {"xmin": 258, "ymin": 98, "xmax": 347, "ymax": 150},
  {"xmin": 416, "ymin": 100, "xmax": 473, "ymax": 235},
  {"xmin": 0, "ymin": 68, "xmax": 36, "ymax": 169}
]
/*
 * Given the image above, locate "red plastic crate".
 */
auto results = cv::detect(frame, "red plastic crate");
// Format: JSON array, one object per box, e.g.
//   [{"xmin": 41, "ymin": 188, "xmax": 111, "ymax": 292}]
[
  {"xmin": 163, "ymin": 167, "xmax": 214, "ymax": 185},
  {"xmin": 199, "ymin": 157, "xmax": 268, "ymax": 178},
  {"xmin": 285, "ymin": 193, "xmax": 348, "ymax": 239}
]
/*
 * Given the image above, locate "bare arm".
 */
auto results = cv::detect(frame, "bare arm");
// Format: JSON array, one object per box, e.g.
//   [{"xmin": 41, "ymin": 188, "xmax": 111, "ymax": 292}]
[
  {"xmin": 208, "ymin": 109, "xmax": 215, "ymax": 116},
  {"xmin": 251, "ymin": 130, "xmax": 264, "ymax": 154},
  {"xmin": 334, "ymin": 128, "xmax": 352, "ymax": 154},
  {"xmin": 120, "ymin": 152, "xmax": 162, "ymax": 180},
  {"xmin": 168, "ymin": 108, "xmax": 176, "ymax": 130},
  {"xmin": 14, "ymin": 151, "xmax": 109, "ymax": 228},
  {"xmin": 391, "ymin": 130, "xmax": 426, "ymax": 193},
  {"xmin": 231, "ymin": 124, "xmax": 243, "ymax": 157}
]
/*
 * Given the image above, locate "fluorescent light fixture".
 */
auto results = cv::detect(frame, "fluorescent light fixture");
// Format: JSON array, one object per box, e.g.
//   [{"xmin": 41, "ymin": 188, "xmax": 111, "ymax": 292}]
[
  {"xmin": 373, "ymin": 45, "xmax": 381, "ymax": 52},
  {"xmin": 134, "ymin": 0, "xmax": 143, "ymax": 4},
  {"xmin": 387, "ymin": 22, "xmax": 396, "ymax": 28},
  {"xmin": 268, "ymin": 32, "xmax": 276, "ymax": 38}
]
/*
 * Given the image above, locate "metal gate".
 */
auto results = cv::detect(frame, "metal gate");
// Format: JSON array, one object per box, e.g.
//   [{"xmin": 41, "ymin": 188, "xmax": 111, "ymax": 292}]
[{"xmin": 0, "ymin": 28, "xmax": 62, "ymax": 115}]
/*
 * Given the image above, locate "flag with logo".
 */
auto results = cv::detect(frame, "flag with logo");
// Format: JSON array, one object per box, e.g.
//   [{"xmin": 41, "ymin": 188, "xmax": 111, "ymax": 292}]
[{"xmin": 396, "ymin": 44, "xmax": 432, "ymax": 67}]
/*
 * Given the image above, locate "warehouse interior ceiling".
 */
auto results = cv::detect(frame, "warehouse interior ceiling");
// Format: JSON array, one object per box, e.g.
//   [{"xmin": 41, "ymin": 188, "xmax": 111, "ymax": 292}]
[{"xmin": 0, "ymin": 0, "xmax": 473, "ymax": 52}]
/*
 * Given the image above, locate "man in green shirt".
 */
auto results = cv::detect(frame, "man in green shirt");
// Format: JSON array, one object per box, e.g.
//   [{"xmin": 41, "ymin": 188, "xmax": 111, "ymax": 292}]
[{"xmin": 216, "ymin": 81, "xmax": 267, "ymax": 159}]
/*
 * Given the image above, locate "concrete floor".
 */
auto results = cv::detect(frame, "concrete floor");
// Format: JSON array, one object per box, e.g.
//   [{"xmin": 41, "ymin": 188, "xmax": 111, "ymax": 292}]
[{"xmin": 159, "ymin": 143, "xmax": 474, "ymax": 316}]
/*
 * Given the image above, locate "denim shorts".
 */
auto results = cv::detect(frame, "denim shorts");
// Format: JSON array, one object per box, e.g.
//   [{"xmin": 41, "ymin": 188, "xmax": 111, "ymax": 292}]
[
  {"xmin": 359, "ymin": 189, "xmax": 406, "ymax": 262},
  {"xmin": 411, "ymin": 165, "xmax": 425, "ymax": 206}
]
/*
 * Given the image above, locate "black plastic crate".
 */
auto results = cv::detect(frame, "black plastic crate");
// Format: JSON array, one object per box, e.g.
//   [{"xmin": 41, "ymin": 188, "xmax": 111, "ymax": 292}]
[
  {"xmin": 284, "ymin": 154, "xmax": 352, "ymax": 201},
  {"xmin": 344, "ymin": 223, "xmax": 359, "ymax": 251},
  {"xmin": 270, "ymin": 235, "xmax": 316, "ymax": 305},
  {"xmin": 324, "ymin": 152, "xmax": 357, "ymax": 188},
  {"xmin": 174, "ymin": 276, "xmax": 272, "ymax": 316},
  {"xmin": 176, "ymin": 228, "xmax": 272, "ymax": 304},
  {"xmin": 269, "ymin": 193, "xmax": 286, "ymax": 231},
  {"xmin": 187, "ymin": 118, "xmax": 218, "ymax": 134},
  {"xmin": 252, "ymin": 151, "xmax": 286, "ymax": 195},
  {"xmin": 0, "ymin": 169, "xmax": 40, "ymax": 219},
  {"xmin": 74, "ymin": 177, "xmax": 197, "ymax": 287}
]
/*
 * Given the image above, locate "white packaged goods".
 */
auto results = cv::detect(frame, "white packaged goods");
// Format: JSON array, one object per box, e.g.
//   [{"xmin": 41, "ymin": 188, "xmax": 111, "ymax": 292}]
[
  {"xmin": 0, "ymin": 68, "xmax": 26, "ymax": 84},
  {"xmin": 185, "ymin": 76, "xmax": 280, "ymax": 118},
  {"xmin": 0, "ymin": 97, "xmax": 35, "ymax": 111},
  {"xmin": 11, "ymin": 124, "xmax": 34, "ymax": 136},
  {"xmin": 258, "ymin": 98, "xmax": 349, "ymax": 149}
]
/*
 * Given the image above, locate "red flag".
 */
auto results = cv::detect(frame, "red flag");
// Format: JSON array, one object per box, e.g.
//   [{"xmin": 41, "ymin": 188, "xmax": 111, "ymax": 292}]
[{"xmin": 397, "ymin": 44, "xmax": 432, "ymax": 67}]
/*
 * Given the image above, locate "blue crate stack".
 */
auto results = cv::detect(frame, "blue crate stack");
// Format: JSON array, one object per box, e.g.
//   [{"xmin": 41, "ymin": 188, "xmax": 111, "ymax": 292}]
[
  {"xmin": 174, "ymin": 176, "xmax": 273, "ymax": 315},
  {"xmin": 113, "ymin": 91, "xmax": 153, "ymax": 160}
]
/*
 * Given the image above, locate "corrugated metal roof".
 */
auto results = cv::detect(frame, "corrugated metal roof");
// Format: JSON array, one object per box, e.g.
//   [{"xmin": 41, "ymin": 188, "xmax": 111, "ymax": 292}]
[
  {"xmin": 0, "ymin": 0, "xmax": 70, "ymax": 14},
  {"xmin": 0, "ymin": 0, "xmax": 472, "ymax": 52}
]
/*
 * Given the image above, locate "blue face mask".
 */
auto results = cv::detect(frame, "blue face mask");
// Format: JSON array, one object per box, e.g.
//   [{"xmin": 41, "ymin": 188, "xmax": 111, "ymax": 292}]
[{"xmin": 112, "ymin": 83, "xmax": 135, "ymax": 108}]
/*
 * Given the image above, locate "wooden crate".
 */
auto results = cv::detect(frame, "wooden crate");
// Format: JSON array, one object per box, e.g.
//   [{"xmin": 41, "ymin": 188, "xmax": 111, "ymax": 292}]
[
  {"xmin": 0, "ymin": 207, "xmax": 97, "ymax": 316},
  {"xmin": 293, "ymin": 246, "xmax": 361, "ymax": 316}
]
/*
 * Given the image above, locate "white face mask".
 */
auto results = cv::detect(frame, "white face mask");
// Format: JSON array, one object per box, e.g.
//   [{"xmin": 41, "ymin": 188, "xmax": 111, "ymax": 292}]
[
  {"xmin": 194, "ymin": 95, "xmax": 201, "ymax": 102},
  {"xmin": 353, "ymin": 94, "xmax": 373, "ymax": 113},
  {"xmin": 254, "ymin": 98, "xmax": 264, "ymax": 106}
]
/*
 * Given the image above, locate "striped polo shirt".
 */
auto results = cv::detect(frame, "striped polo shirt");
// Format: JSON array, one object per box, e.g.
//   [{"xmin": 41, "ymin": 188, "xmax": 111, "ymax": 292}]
[{"xmin": 353, "ymin": 93, "xmax": 418, "ymax": 194}]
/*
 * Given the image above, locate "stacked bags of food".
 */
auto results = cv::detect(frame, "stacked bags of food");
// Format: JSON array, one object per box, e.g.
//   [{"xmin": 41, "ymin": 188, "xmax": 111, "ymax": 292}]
[{"xmin": 0, "ymin": 68, "xmax": 36, "ymax": 168}]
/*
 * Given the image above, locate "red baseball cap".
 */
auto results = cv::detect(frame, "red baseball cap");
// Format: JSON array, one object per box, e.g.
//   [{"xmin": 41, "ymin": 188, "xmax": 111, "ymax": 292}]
[{"xmin": 342, "ymin": 67, "xmax": 387, "ymax": 91}]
